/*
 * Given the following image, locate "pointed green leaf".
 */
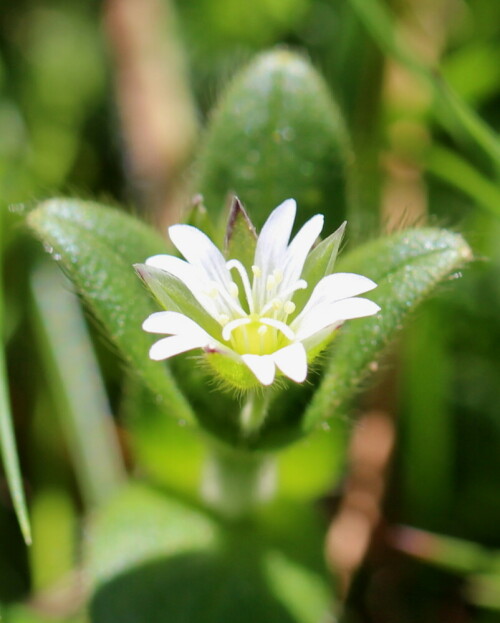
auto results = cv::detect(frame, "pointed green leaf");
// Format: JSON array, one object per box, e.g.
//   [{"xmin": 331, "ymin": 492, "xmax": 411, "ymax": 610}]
[
  {"xmin": 86, "ymin": 484, "xmax": 331, "ymax": 623},
  {"xmin": 134, "ymin": 264, "xmax": 222, "ymax": 337},
  {"xmin": 0, "ymin": 217, "xmax": 31, "ymax": 544},
  {"xmin": 224, "ymin": 197, "xmax": 257, "ymax": 273},
  {"xmin": 300, "ymin": 228, "xmax": 472, "ymax": 433},
  {"xmin": 0, "ymin": 349, "xmax": 31, "ymax": 545},
  {"xmin": 293, "ymin": 221, "xmax": 346, "ymax": 312},
  {"xmin": 27, "ymin": 199, "xmax": 196, "ymax": 425},
  {"xmin": 195, "ymin": 50, "xmax": 352, "ymax": 231}
]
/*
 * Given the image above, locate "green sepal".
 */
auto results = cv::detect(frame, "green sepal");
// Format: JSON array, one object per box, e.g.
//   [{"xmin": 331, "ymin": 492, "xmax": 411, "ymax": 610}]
[
  {"xmin": 205, "ymin": 352, "xmax": 261, "ymax": 391},
  {"xmin": 224, "ymin": 197, "xmax": 257, "ymax": 273},
  {"xmin": 134, "ymin": 263, "xmax": 222, "ymax": 338},
  {"xmin": 293, "ymin": 221, "xmax": 346, "ymax": 312}
]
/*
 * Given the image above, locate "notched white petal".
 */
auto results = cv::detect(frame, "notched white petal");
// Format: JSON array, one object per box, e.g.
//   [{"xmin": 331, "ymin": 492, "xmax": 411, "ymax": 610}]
[
  {"xmin": 294, "ymin": 297, "xmax": 380, "ymax": 340},
  {"xmin": 169, "ymin": 224, "xmax": 231, "ymax": 287},
  {"xmin": 254, "ymin": 199, "xmax": 296, "ymax": 274},
  {"xmin": 149, "ymin": 334, "xmax": 209, "ymax": 360},
  {"xmin": 241, "ymin": 354, "xmax": 276, "ymax": 386},
  {"xmin": 282, "ymin": 214, "xmax": 324, "ymax": 287},
  {"xmin": 273, "ymin": 343, "xmax": 308, "ymax": 383},
  {"xmin": 143, "ymin": 311, "xmax": 210, "ymax": 339}
]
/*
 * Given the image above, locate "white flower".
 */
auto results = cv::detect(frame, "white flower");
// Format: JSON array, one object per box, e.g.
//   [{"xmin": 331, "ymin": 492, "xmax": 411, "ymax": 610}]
[{"xmin": 139, "ymin": 199, "xmax": 380, "ymax": 387}]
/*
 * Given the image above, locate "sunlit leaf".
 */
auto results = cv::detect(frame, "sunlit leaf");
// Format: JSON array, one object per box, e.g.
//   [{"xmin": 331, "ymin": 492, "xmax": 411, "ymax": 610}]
[
  {"xmin": 86, "ymin": 484, "xmax": 332, "ymax": 623},
  {"xmin": 195, "ymin": 49, "xmax": 351, "ymax": 231},
  {"xmin": 300, "ymin": 228, "xmax": 472, "ymax": 433},
  {"xmin": 27, "ymin": 199, "xmax": 196, "ymax": 425}
]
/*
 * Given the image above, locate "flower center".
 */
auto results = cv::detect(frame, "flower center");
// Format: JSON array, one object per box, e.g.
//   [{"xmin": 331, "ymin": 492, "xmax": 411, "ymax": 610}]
[{"xmin": 229, "ymin": 320, "xmax": 291, "ymax": 355}]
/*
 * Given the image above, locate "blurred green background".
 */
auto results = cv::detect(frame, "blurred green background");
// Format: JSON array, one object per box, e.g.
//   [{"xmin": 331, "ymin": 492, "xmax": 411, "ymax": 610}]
[{"xmin": 1, "ymin": 0, "xmax": 500, "ymax": 621}]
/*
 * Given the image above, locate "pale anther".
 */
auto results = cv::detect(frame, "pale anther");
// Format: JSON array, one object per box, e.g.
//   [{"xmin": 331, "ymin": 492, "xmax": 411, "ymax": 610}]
[
  {"xmin": 266, "ymin": 275, "xmax": 276, "ymax": 291},
  {"xmin": 273, "ymin": 269, "xmax": 283, "ymax": 284},
  {"xmin": 272, "ymin": 298, "xmax": 282, "ymax": 310},
  {"xmin": 229, "ymin": 282, "xmax": 239, "ymax": 298},
  {"xmin": 207, "ymin": 283, "xmax": 219, "ymax": 298},
  {"xmin": 251, "ymin": 265, "xmax": 261, "ymax": 278},
  {"xmin": 284, "ymin": 301, "xmax": 296, "ymax": 315},
  {"xmin": 218, "ymin": 314, "xmax": 229, "ymax": 326}
]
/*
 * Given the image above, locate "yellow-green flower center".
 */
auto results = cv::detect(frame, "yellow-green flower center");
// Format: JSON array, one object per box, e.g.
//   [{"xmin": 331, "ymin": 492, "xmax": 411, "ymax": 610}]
[{"xmin": 229, "ymin": 319, "xmax": 291, "ymax": 355}]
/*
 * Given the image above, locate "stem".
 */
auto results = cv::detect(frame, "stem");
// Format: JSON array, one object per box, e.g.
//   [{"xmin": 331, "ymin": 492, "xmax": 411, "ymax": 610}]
[
  {"xmin": 240, "ymin": 390, "xmax": 271, "ymax": 437},
  {"xmin": 201, "ymin": 445, "xmax": 276, "ymax": 519}
]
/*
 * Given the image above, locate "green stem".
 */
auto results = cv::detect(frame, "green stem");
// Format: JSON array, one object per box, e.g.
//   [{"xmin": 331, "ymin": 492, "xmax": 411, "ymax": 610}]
[
  {"xmin": 201, "ymin": 445, "xmax": 276, "ymax": 519},
  {"xmin": 239, "ymin": 390, "xmax": 271, "ymax": 437}
]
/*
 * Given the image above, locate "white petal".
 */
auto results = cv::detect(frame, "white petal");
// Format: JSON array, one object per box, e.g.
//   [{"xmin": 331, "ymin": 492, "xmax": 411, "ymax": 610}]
[
  {"xmin": 143, "ymin": 311, "xmax": 211, "ymax": 339},
  {"xmin": 280, "ymin": 214, "xmax": 324, "ymax": 290},
  {"xmin": 146, "ymin": 254, "xmax": 198, "ymax": 285},
  {"xmin": 149, "ymin": 334, "xmax": 209, "ymax": 361},
  {"xmin": 241, "ymin": 354, "xmax": 276, "ymax": 386},
  {"xmin": 254, "ymin": 199, "xmax": 296, "ymax": 276},
  {"xmin": 295, "ymin": 297, "xmax": 380, "ymax": 341},
  {"xmin": 145, "ymin": 254, "xmax": 222, "ymax": 318},
  {"xmin": 273, "ymin": 343, "xmax": 307, "ymax": 383},
  {"xmin": 168, "ymin": 224, "xmax": 232, "ymax": 289},
  {"xmin": 296, "ymin": 272, "xmax": 377, "ymax": 320}
]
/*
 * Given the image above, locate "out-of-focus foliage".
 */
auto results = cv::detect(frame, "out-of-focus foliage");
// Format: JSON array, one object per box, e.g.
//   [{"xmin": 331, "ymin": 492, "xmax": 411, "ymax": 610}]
[{"xmin": 0, "ymin": 0, "xmax": 500, "ymax": 621}]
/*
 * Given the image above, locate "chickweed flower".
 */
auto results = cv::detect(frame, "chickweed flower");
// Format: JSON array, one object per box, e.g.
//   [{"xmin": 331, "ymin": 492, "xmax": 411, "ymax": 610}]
[{"xmin": 136, "ymin": 199, "xmax": 380, "ymax": 389}]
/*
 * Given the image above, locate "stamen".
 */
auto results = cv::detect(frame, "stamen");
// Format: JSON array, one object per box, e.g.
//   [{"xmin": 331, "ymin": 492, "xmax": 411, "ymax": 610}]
[
  {"xmin": 222, "ymin": 317, "xmax": 251, "ymax": 341},
  {"xmin": 251, "ymin": 265, "xmax": 261, "ymax": 278},
  {"xmin": 218, "ymin": 314, "xmax": 230, "ymax": 326},
  {"xmin": 257, "ymin": 325, "xmax": 268, "ymax": 336},
  {"xmin": 229, "ymin": 282, "xmax": 239, "ymax": 298},
  {"xmin": 260, "ymin": 318, "xmax": 296, "ymax": 340},
  {"xmin": 272, "ymin": 298, "xmax": 282, "ymax": 310},
  {"xmin": 207, "ymin": 281, "xmax": 219, "ymax": 298},
  {"xmin": 284, "ymin": 301, "xmax": 296, "ymax": 315},
  {"xmin": 273, "ymin": 269, "xmax": 283, "ymax": 285},
  {"xmin": 266, "ymin": 275, "xmax": 276, "ymax": 291},
  {"xmin": 226, "ymin": 259, "xmax": 255, "ymax": 313}
]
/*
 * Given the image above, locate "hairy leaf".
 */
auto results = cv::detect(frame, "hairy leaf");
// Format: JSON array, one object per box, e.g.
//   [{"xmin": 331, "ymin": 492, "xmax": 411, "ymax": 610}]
[{"xmin": 27, "ymin": 199, "xmax": 196, "ymax": 425}]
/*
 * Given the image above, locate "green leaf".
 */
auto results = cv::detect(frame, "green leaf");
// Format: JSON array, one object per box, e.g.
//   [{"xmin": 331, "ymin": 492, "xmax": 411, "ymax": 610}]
[
  {"xmin": 0, "ymin": 214, "xmax": 31, "ymax": 544},
  {"xmin": 0, "ymin": 350, "xmax": 31, "ymax": 545},
  {"xmin": 301, "ymin": 228, "xmax": 472, "ymax": 434},
  {"xmin": 86, "ymin": 484, "xmax": 332, "ymax": 623},
  {"xmin": 27, "ymin": 199, "xmax": 196, "ymax": 425},
  {"xmin": 195, "ymin": 49, "xmax": 352, "ymax": 231}
]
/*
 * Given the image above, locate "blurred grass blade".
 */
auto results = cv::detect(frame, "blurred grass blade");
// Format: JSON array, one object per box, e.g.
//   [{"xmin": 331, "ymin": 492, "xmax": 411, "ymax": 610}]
[
  {"xmin": 27, "ymin": 199, "xmax": 196, "ymax": 426},
  {"xmin": 0, "ymin": 222, "xmax": 31, "ymax": 543},
  {"xmin": 0, "ymin": 346, "xmax": 31, "ymax": 544},
  {"xmin": 391, "ymin": 525, "xmax": 491, "ymax": 574},
  {"xmin": 427, "ymin": 145, "xmax": 500, "ymax": 217},
  {"xmin": 302, "ymin": 228, "xmax": 473, "ymax": 432},
  {"xmin": 31, "ymin": 261, "xmax": 126, "ymax": 507},
  {"xmin": 348, "ymin": 0, "xmax": 500, "ymax": 167}
]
